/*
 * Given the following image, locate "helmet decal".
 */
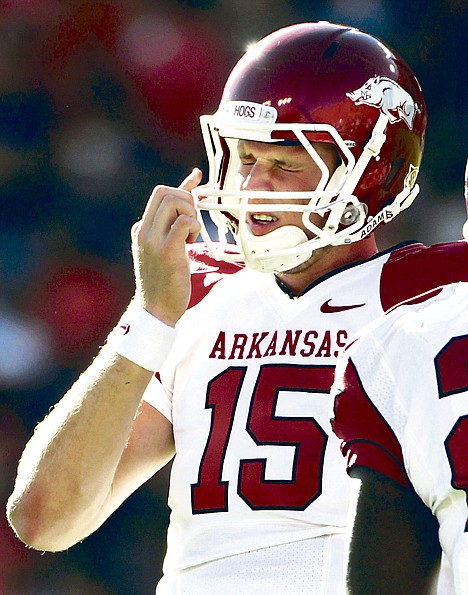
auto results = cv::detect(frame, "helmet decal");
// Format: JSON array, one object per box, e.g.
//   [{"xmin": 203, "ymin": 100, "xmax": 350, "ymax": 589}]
[
  {"xmin": 404, "ymin": 164, "xmax": 419, "ymax": 190},
  {"xmin": 346, "ymin": 76, "xmax": 420, "ymax": 129},
  {"xmin": 221, "ymin": 101, "xmax": 277, "ymax": 126}
]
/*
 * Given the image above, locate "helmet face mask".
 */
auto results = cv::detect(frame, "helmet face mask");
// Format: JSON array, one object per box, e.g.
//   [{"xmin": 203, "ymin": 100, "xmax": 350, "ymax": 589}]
[{"xmin": 194, "ymin": 22, "xmax": 426, "ymax": 273}]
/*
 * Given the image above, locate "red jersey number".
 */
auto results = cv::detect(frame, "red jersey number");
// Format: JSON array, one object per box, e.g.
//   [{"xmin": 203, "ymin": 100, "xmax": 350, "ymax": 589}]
[
  {"xmin": 437, "ymin": 335, "xmax": 468, "ymax": 490},
  {"xmin": 191, "ymin": 364, "xmax": 334, "ymax": 513}
]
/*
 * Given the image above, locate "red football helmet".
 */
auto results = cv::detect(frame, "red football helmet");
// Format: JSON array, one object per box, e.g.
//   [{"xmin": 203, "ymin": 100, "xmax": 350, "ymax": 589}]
[{"xmin": 193, "ymin": 21, "xmax": 426, "ymax": 273}]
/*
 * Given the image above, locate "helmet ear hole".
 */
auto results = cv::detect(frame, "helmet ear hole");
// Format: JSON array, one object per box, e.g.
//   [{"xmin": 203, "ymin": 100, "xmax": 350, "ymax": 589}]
[
  {"xmin": 321, "ymin": 40, "xmax": 340, "ymax": 59},
  {"xmin": 383, "ymin": 158, "xmax": 404, "ymax": 189}
]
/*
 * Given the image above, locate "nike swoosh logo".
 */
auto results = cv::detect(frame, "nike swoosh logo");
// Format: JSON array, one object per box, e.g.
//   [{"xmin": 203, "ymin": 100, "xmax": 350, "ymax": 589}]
[{"xmin": 320, "ymin": 299, "xmax": 366, "ymax": 313}]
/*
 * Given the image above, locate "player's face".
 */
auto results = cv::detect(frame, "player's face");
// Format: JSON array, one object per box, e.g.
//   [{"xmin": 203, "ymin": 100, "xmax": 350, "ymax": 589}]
[{"xmin": 237, "ymin": 140, "xmax": 339, "ymax": 238}]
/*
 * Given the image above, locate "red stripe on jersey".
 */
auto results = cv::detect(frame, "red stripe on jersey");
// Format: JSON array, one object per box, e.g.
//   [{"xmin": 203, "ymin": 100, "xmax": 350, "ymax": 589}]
[{"xmin": 331, "ymin": 358, "xmax": 412, "ymax": 489}]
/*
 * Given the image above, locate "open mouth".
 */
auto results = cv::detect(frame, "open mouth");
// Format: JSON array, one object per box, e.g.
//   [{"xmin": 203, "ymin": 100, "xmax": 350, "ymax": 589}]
[
  {"xmin": 251, "ymin": 214, "xmax": 277, "ymax": 224},
  {"xmin": 248, "ymin": 213, "xmax": 279, "ymax": 234}
]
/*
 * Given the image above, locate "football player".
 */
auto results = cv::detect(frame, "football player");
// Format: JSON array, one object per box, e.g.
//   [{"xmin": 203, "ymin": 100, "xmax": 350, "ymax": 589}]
[
  {"xmin": 7, "ymin": 22, "xmax": 468, "ymax": 594},
  {"xmin": 331, "ymin": 282, "xmax": 468, "ymax": 594},
  {"xmin": 330, "ymin": 163, "xmax": 468, "ymax": 594}
]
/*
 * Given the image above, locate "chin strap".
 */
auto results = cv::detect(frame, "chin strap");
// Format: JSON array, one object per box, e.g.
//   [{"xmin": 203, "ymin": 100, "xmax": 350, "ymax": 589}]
[{"xmin": 337, "ymin": 113, "xmax": 389, "ymax": 203}]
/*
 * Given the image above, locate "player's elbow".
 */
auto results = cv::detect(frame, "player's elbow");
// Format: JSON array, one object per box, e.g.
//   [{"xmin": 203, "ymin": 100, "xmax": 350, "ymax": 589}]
[
  {"xmin": 6, "ymin": 491, "xmax": 87, "ymax": 552},
  {"xmin": 7, "ymin": 499, "xmax": 55, "ymax": 552}
]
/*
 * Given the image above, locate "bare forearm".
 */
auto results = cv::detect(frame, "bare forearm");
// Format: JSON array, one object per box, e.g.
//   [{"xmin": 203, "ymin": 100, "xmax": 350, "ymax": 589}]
[
  {"xmin": 7, "ymin": 173, "xmax": 201, "ymax": 551},
  {"xmin": 7, "ymin": 346, "xmax": 154, "ymax": 551}
]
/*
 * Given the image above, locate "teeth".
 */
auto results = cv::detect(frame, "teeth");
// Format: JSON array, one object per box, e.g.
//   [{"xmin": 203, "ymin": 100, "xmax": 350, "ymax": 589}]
[{"xmin": 253, "ymin": 214, "xmax": 276, "ymax": 222}]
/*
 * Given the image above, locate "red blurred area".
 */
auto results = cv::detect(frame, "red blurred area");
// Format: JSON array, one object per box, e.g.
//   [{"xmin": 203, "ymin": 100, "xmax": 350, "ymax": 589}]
[
  {"xmin": 38, "ymin": 2, "xmax": 227, "ymax": 153},
  {"xmin": 25, "ymin": 258, "xmax": 131, "ymax": 362},
  {"xmin": 118, "ymin": 14, "xmax": 226, "ymax": 135}
]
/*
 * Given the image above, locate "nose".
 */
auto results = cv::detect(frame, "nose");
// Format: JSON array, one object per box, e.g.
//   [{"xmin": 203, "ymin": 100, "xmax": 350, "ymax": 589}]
[{"xmin": 240, "ymin": 162, "xmax": 274, "ymax": 193}]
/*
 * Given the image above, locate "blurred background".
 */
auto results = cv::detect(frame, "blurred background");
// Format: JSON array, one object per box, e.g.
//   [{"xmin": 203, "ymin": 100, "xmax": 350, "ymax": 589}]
[{"xmin": 0, "ymin": 0, "xmax": 466, "ymax": 593}]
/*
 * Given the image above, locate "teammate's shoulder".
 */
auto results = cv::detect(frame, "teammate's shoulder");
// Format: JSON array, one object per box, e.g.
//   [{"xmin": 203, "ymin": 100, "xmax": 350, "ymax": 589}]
[
  {"xmin": 352, "ymin": 283, "xmax": 468, "ymax": 360},
  {"xmin": 387, "ymin": 238, "xmax": 468, "ymax": 263},
  {"xmin": 388, "ymin": 282, "xmax": 468, "ymax": 334},
  {"xmin": 380, "ymin": 239, "xmax": 468, "ymax": 311},
  {"xmin": 187, "ymin": 242, "xmax": 244, "ymax": 308}
]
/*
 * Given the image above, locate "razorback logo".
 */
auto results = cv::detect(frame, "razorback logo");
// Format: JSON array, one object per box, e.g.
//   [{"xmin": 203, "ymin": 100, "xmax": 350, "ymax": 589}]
[{"xmin": 346, "ymin": 76, "xmax": 420, "ymax": 129}]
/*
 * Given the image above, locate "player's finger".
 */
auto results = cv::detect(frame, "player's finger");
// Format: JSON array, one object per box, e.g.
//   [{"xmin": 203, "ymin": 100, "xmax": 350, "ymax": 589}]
[
  {"xmin": 179, "ymin": 168, "xmax": 203, "ymax": 192},
  {"xmin": 139, "ymin": 168, "xmax": 201, "ymax": 231},
  {"xmin": 168, "ymin": 214, "xmax": 201, "ymax": 245},
  {"xmin": 131, "ymin": 221, "xmax": 141, "ymax": 241},
  {"xmin": 139, "ymin": 185, "xmax": 193, "ymax": 236},
  {"xmin": 149, "ymin": 194, "xmax": 198, "ymax": 240}
]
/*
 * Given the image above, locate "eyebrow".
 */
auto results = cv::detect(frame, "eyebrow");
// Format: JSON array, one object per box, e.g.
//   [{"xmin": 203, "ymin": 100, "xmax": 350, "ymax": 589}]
[
  {"xmin": 237, "ymin": 147, "xmax": 254, "ymax": 160},
  {"xmin": 237, "ymin": 142, "xmax": 256, "ymax": 159},
  {"xmin": 237, "ymin": 143, "xmax": 302, "ymax": 167}
]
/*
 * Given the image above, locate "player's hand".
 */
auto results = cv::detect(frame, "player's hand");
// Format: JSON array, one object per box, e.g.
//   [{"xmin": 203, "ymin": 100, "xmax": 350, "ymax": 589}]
[{"xmin": 131, "ymin": 168, "xmax": 202, "ymax": 326}]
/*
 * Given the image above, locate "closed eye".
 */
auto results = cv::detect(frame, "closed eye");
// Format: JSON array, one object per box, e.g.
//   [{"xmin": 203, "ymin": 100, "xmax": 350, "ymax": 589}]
[{"xmin": 277, "ymin": 164, "xmax": 301, "ymax": 172}]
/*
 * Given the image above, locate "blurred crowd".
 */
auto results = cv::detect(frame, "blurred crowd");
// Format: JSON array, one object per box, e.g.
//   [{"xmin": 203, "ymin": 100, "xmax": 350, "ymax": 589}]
[{"xmin": 0, "ymin": 0, "xmax": 466, "ymax": 593}]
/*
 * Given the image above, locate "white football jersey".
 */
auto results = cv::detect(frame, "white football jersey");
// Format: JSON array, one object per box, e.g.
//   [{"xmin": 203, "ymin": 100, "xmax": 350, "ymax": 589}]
[
  {"xmin": 143, "ymin": 240, "xmax": 468, "ymax": 594},
  {"xmin": 332, "ymin": 283, "xmax": 468, "ymax": 595}
]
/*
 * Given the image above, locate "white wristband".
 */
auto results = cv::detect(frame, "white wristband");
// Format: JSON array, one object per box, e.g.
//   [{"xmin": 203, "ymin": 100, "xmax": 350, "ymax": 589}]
[{"xmin": 107, "ymin": 304, "xmax": 177, "ymax": 372}]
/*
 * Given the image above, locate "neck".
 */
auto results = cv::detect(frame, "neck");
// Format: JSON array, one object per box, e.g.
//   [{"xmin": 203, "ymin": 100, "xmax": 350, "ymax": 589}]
[{"xmin": 275, "ymin": 235, "xmax": 378, "ymax": 296}]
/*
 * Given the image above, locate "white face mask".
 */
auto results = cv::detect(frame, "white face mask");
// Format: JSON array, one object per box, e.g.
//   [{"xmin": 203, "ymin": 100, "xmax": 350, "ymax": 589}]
[
  {"xmin": 193, "ymin": 101, "xmax": 417, "ymax": 273},
  {"xmin": 194, "ymin": 176, "xmax": 365, "ymax": 274}
]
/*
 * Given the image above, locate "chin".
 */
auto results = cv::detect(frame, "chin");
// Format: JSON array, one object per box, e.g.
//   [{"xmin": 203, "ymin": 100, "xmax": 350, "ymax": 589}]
[
  {"xmin": 279, "ymin": 257, "xmax": 314, "ymax": 275},
  {"xmin": 278, "ymin": 246, "xmax": 325, "ymax": 275}
]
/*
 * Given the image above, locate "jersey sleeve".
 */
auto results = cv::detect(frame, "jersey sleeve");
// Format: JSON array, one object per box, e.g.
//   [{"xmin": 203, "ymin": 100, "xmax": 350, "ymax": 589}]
[
  {"xmin": 141, "ymin": 372, "xmax": 173, "ymax": 422},
  {"xmin": 331, "ymin": 349, "xmax": 412, "ymax": 489},
  {"xmin": 380, "ymin": 240, "xmax": 468, "ymax": 311}
]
